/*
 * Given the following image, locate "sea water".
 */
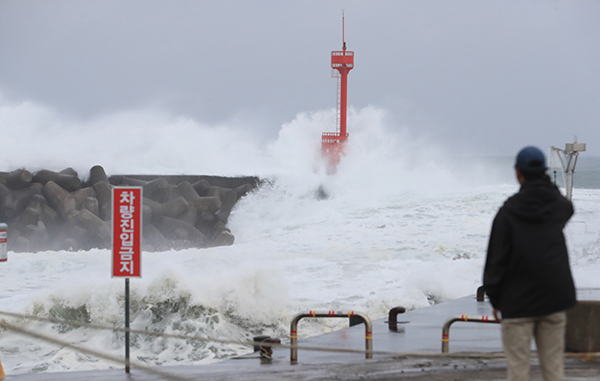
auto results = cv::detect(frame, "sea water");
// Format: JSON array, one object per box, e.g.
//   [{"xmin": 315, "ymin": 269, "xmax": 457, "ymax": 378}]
[{"xmin": 0, "ymin": 102, "xmax": 599, "ymax": 374}]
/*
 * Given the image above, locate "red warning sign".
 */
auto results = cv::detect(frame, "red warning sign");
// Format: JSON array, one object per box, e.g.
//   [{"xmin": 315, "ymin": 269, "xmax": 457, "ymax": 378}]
[
  {"xmin": 0, "ymin": 223, "xmax": 7, "ymax": 262},
  {"xmin": 112, "ymin": 187, "xmax": 142, "ymax": 277}
]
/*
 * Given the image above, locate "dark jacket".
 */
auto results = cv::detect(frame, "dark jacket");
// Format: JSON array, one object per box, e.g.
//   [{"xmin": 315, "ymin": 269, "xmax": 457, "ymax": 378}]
[{"xmin": 483, "ymin": 177, "xmax": 576, "ymax": 319}]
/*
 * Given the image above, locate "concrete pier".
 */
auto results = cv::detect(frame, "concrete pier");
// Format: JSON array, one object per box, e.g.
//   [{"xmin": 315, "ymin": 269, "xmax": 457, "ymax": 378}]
[{"xmin": 5, "ymin": 289, "xmax": 600, "ymax": 381}]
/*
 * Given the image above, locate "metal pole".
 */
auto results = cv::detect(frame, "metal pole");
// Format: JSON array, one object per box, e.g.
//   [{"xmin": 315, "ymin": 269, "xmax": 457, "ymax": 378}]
[
  {"xmin": 339, "ymin": 70, "xmax": 348, "ymax": 137},
  {"xmin": 387, "ymin": 306, "xmax": 406, "ymax": 331},
  {"xmin": 566, "ymin": 171, "xmax": 573, "ymax": 201},
  {"xmin": 565, "ymin": 151, "xmax": 580, "ymax": 201},
  {"xmin": 565, "ymin": 153, "xmax": 574, "ymax": 201},
  {"xmin": 125, "ymin": 278, "xmax": 130, "ymax": 373}
]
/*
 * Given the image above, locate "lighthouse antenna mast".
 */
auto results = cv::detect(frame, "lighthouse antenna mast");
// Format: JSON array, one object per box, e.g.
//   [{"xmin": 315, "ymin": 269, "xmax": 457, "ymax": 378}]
[{"xmin": 342, "ymin": 10, "xmax": 346, "ymax": 51}]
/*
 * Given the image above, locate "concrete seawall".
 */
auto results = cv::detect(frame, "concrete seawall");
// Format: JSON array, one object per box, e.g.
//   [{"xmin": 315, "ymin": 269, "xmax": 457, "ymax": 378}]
[{"xmin": 0, "ymin": 166, "xmax": 260, "ymax": 252}]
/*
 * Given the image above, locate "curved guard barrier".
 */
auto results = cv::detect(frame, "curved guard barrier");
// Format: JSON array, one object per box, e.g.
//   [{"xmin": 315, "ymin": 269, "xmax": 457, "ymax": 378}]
[
  {"xmin": 290, "ymin": 310, "xmax": 372, "ymax": 362},
  {"xmin": 476, "ymin": 286, "xmax": 486, "ymax": 302},
  {"xmin": 387, "ymin": 306, "xmax": 406, "ymax": 331},
  {"xmin": 441, "ymin": 314, "xmax": 500, "ymax": 353}
]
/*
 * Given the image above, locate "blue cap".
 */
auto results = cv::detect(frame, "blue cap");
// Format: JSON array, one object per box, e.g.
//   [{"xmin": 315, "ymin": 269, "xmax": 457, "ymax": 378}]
[{"xmin": 515, "ymin": 146, "xmax": 547, "ymax": 172}]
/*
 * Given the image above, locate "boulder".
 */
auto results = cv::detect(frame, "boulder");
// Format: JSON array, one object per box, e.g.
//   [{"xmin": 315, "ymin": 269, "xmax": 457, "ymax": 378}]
[{"xmin": 0, "ymin": 166, "xmax": 258, "ymax": 252}]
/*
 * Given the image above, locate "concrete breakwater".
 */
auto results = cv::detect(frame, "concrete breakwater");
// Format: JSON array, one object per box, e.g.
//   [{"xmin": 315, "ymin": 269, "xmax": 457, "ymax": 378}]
[{"xmin": 0, "ymin": 166, "xmax": 259, "ymax": 252}]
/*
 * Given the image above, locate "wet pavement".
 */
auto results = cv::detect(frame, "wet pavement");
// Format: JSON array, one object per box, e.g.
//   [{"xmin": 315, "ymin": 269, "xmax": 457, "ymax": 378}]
[{"xmin": 6, "ymin": 289, "xmax": 600, "ymax": 380}]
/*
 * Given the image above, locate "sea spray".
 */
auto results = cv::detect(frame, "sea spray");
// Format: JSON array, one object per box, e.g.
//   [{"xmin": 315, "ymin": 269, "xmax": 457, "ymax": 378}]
[{"xmin": 1, "ymin": 100, "xmax": 599, "ymax": 374}]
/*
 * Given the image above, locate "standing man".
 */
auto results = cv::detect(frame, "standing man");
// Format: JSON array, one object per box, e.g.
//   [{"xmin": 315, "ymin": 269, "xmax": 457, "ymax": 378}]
[{"xmin": 483, "ymin": 146, "xmax": 576, "ymax": 381}]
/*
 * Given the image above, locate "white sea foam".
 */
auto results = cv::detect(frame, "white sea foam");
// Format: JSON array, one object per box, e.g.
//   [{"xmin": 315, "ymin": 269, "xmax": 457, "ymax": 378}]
[{"xmin": 0, "ymin": 98, "xmax": 599, "ymax": 374}]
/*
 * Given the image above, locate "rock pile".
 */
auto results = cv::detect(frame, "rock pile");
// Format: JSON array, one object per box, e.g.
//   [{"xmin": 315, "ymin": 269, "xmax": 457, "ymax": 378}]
[{"xmin": 0, "ymin": 166, "xmax": 259, "ymax": 252}]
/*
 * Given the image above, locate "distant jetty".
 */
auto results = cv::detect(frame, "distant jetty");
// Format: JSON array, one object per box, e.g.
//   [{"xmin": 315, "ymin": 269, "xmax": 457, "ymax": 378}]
[{"xmin": 0, "ymin": 166, "xmax": 259, "ymax": 252}]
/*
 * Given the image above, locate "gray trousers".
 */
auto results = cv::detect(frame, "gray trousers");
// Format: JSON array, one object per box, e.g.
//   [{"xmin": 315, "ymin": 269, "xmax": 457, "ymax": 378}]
[{"xmin": 501, "ymin": 311, "xmax": 567, "ymax": 381}]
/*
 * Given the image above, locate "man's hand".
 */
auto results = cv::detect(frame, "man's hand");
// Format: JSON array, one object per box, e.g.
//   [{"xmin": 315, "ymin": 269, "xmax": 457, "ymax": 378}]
[{"xmin": 493, "ymin": 308, "xmax": 501, "ymax": 322}]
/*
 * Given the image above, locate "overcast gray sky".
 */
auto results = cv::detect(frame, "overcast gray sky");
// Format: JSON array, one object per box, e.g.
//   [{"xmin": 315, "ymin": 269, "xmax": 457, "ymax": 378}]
[{"xmin": 1, "ymin": 0, "xmax": 599, "ymax": 156}]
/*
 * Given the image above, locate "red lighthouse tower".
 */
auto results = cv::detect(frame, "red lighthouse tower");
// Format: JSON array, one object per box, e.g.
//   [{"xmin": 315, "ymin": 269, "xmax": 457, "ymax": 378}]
[{"xmin": 322, "ymin": 15, "xmax": 354, "ymax": 171}]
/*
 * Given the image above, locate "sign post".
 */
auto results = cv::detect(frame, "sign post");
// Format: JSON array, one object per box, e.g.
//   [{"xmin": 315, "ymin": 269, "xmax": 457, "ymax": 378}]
[{"xmin": 112, "ymin": 187, "xmax": 142, "ymax": 373}]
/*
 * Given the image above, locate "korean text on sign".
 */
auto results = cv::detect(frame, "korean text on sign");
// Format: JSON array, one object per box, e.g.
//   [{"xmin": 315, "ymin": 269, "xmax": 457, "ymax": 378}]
[{"xmin": 112, "ymin": 187, "xmax": 142, "ymax": 277}]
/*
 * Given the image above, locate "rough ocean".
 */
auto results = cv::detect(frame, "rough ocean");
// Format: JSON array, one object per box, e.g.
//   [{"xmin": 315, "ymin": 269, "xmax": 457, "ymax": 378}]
[{"xmin": 1, "ymin": 101, "xmax": 599, "ymax": 374}]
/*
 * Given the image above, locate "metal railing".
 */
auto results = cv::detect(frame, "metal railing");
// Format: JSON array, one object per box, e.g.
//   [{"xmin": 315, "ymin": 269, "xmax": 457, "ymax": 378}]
[
  {"xmin": 441, "ymin": 314, "xmax": 500, "ymax": 353},
  {"xmin": 387, "ymin": 306, "xmax": 406, "ymax": 331},
  {"xmin": 290, "ymin": 310, "xmax": 372, "ymax": 362},
  {"xmin": 476, "ymin": 286, "xmax": 486, "ymax": 302}
]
